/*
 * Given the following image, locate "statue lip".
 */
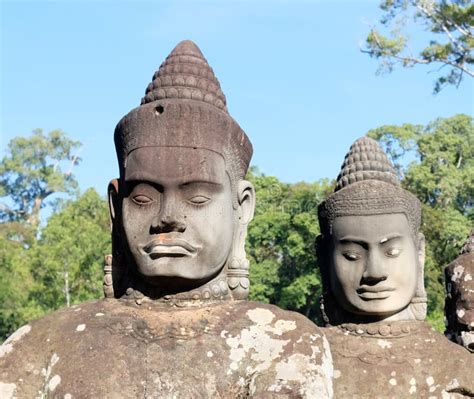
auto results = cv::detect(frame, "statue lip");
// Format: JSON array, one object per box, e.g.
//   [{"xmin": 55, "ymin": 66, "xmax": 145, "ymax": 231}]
[
  {"xmin": 143, "ymin": 236, "xmax": 199, "ymax": 258},
  {"xmin": 357, "ymin": 286, "xmax": 395, "ymax": 299}
]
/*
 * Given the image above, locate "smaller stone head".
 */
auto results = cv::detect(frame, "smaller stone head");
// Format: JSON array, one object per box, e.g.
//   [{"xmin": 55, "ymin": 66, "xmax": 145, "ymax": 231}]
[
  {"xmin": 445, "ymin": 230, "xmax": 474, "ymax": 351},
  {"xmin": 108, "ymin": 41, "xmax": 255, "ymax": 300},
  {"xmin": 317, "ymin": 137, "xmax": 426, "ymax": 324}
]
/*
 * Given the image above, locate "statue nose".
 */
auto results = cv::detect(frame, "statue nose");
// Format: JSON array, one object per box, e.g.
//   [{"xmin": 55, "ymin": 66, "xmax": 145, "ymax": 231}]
[
  {"xmin": 150, "ymin": 195, "xmax": 186, "ymax": 233},
  {"xmin": 362, "ymin": 251, "xmax": 388, "ymax": 283},
  {"xmin": 151, "ymin": 215, "xmax": 186, "ymax": 233}
]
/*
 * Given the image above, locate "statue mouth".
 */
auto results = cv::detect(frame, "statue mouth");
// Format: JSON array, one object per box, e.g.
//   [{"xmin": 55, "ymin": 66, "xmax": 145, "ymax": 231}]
[
  {"xmin": 143, "ymin": 236, "xmax": 199, "ymax": 259},
  {"xmin": 357, "ymin": 286, "xmax": 395, "ymax": 300}
]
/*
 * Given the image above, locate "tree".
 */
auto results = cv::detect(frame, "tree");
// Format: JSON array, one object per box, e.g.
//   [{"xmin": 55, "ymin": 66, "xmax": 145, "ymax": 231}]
[
  {"xmin": 368, "ymin": 114, "xmax": 473, "ymax": 330},
  {"xmin": 0, "ymin": 225, "xmax": 42, "ymax": 339},
  {"xmin": 247, "ymin": 168, "xmax": 334, "ymax": 322},
  {"xmin": 363, "ymin": 0, "xmax": 473, "ymax": 93},
  {"xmin": 0, "ymin": 129, "xmax": 82, "ymax": 230},
  {"xmin": 30, "ymin": 189, "xmax": 110, "ymax": 311}
]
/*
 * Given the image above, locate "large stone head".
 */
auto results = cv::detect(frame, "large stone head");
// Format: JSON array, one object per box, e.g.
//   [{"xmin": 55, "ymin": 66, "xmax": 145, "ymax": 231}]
[
  {"xmin": 317, "ymin": 137, "xmax": 426, "ymax": 324},
  {"xmin": 445, "ymin": 230, "xmax": 474, "ymax": 351},
  {"xmin": 108, "ymin": 41, "xmax": 255, "ymax": 300}
]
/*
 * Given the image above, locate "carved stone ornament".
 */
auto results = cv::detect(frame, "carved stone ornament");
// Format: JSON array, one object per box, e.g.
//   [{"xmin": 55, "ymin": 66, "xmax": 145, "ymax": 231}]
[
  {"xmin": 113, "ymin": 41, "xmax": 253, "ymax": 300},
  {"xmin": 317, "ymin": 136, "xmax": 427, "ymax": 325},
  {"xmin": 445, "ymin": 229, "xmax": 474, "ymax": 352},
  {"xmin": 316, "ymin": 136, "xmax": 474, "ymax": 397},
  {"xmin": 0, "ymin": 40, "xmax": 334, "ymax": 398}
]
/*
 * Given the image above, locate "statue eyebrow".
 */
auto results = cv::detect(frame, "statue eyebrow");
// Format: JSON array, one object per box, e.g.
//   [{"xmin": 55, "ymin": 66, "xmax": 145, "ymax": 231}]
[
  {"xmin": 339, "ymin": 237, "xmax": 369, "ymax": 250},
  {"xmin": 379, "ymin": 234, "xmax": 403, "ymax": 244},
  {"xmin": 180, "ymin": 180, "xmax": 223, "ymax": 188}
]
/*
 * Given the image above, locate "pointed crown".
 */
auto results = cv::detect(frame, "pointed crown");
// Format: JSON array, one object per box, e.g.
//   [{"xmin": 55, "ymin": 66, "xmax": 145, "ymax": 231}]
[
  {"xmin": 335, "ymin": 136, "xmax": 399, "ymax": 191},
  {"xmin": 141, "ymin": 40, "xmax": 227, "ymax": 112},
  {"xmin": 114, "ymin": 40, "xmax": 252, "ymax": 182},
  {"xmin": 318, "ymin": 136, "xmax": 421, "ymax": 236}
]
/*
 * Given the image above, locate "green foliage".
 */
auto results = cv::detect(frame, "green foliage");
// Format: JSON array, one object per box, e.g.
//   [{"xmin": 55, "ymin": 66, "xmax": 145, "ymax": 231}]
[
  {"xmin": 30, "ymin": 189, "xmax": 110, "ymax": 312},
  {"xmin": 0, "ymin": 189, "xmax": 111, "ymax": 339},
  {"xmin": 0, "ymin": 129, "xmax": 81, "ymax": 229},
  {"xmin": 247, "ymin": 169, "xmax": 334, "ymax": 322},
  {"xmin": 369, "ymin": 114, "xmax": 473, "ymax": 330},
  {"xmin": 363, "ymin": 0, "xmax": 473, "ymax": 93},
  {"xmin": 0, "ymin": 223, "xmax": 42, "ymax": 339}
]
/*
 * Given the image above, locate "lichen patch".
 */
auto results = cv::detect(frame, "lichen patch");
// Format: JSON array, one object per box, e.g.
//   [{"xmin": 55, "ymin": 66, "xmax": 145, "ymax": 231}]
[
  {"xmin": 225, "ymin": 324, "xmax": 290, "ymax": 373},
  {"xmin": 377, "ymin": 339, "xmax": 392, "ymax": 349},
  {"xmin": 0, "ymin": 344, "xmax": 13, "ymax": 359},
  {"xmin": 273, "ymin": 319, "xmax": 297, "ymax": 335},
  {"xmin": 0, "ymin": 325, "xmax": 31, "ymax": 358},
  {"xmin": 48, "ymin": 375, "xmax": 61, "ymax": 391},
  {"xmin": 246, "ymin": 308, "xmax": 275, "ymax": 326},
  {"xmin": 0, "ymin": 382, "xmax": 16, "ymax": 398},
  {"xmin": 451, "ymin": 265, "xmax": 464, "ymax": 281},
  {"xmin": 272, "ymin": 336, "xmax": 333, "ymax": 398}
]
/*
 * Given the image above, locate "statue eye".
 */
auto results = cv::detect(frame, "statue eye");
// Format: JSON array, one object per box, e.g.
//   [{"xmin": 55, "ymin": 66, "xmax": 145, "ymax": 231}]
[
  {"xmin": 385, "ymin": 247, "xmax": 402, "ymax": 258},
  {"xmin": 132, "ymin": 195, "xmax": 154, "ymax": 205},
  {"xmin": 188, "ymin": 195, "xmax": 210, "ymax": 205},
  {"xmin": 343, "ymin": 252, "xmax": 361, "ymax": 261}
]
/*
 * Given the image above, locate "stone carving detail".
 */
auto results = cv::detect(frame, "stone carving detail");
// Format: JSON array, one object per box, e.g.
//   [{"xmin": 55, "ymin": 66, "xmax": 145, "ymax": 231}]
[
  {"xmin": 111, "ymin": 40, "xmax": 254, "ymax": 302},
  {"xmin": 318, "ymin": 136, "xmax": 426, "ymax": 325},
  {"xmin": 142, "ymin": 43, "xmax": 227, "ymax": 111},
  {"xmin": 103, "ymin": 254, "xmax": 114, "ymax": 298},
  {"xmin": 316, "ymin": 136, "xmax": 473, "ymax": 397},
  {"xmin": 445, "ymin": 229, "xmax": 474, "ymax": 352},
  {"xmin": 0, "ymin": 40, "xmax": 334, "ymax": 397}
]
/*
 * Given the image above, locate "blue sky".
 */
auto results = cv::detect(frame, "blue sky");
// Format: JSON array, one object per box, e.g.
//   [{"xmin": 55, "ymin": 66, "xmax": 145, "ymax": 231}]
[{"xmin": 1, "ymin": 1, "xmax": 473, "ymax": 197}]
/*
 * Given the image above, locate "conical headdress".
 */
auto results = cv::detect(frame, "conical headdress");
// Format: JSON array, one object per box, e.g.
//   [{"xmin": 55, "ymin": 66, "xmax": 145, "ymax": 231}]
[
  {"xmin": 141, "ymin": 40, "xmax": 227, "ymax": 111},
  {"xmin": 335, "ymin": 136, "xmax": 399, "ymax": 191},
  {"xmin": 318, "ymin": 136, "xmax": 421, "ymax": 236},
  {"xmin": 114, "ymin": 40, "xmax": 252, "ymax": 182}
]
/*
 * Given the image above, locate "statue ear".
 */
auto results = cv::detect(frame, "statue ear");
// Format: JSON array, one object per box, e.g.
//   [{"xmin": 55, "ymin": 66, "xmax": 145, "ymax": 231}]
[
  {"xmin": 108, "ymin": 179, "xmax": 120, "ymax": 224},
  {"xmin": 417, "ymin": 232, "xmax": 426, "ymax": 268},
  {"xmin": 237, "ymin": 180, "xmax": 255, "ymax": 225}
]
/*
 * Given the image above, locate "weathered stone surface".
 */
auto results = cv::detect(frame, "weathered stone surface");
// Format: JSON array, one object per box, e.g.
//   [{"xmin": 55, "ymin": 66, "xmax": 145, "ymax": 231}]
[
  {"xmin": 445, "ymin": 230, "xmax": 474, "ymax": 352},
  {"xmin": 317, "ymin": 136, "xmax": 473, "ymax": 397},
  {"xmin": 0, "ymin": 39, "xmax": 335, "ymax": 398},
  {"xmin": 0, "ymin": 300, "xmax": 333, "ymax": 398},
  {"xmin": 327, "ymin": 321, "xmax": 473, "ymax": 397}
]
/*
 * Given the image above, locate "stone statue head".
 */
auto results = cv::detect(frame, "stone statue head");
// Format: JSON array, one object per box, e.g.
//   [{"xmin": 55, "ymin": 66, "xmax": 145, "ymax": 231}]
[
  {"xmin": 107, "ymin": 41, "xmax": 255, "ymax": 301},
  {"xmin": 445, "ymin": 230, "xmax": 474, "ymax": 351},
  {"xmin": 316, "ymin": 137, "xmax": 427, "ymax": 325}
]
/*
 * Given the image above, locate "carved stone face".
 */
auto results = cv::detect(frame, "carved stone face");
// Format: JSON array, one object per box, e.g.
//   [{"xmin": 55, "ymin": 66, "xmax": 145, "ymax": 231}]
[
  {"xmin": 120, "ymin": 146, "xmax": 235, "ymax": 284},
  {"xmin": 329, "ymin": 213, "xmax": 419, "ymax": 318}
]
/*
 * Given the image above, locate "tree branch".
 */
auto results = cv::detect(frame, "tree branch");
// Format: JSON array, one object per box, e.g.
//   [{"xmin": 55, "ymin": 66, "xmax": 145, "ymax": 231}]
[{"xmin": 363, "ymin": 29, "xmax": 474, "ymax": 77}]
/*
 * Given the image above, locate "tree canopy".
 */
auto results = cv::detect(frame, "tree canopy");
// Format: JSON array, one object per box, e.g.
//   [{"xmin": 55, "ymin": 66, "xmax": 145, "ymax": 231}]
[
  {"xmin": 246, "ymin": 169, "xmax": 334, "ymax": 322},
  {"xmin": 0, "ymin": 129, "xmax": 81, "ymax": 230},
  {"xmin": 363, "ymin": 0, "xmax": 473, "ymax": 93}
]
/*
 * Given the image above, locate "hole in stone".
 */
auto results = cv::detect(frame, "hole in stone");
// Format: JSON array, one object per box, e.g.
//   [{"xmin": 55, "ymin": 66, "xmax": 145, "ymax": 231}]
[{"xmin": 155, "ymin": 105, "xmax": 164, "ymax": 115}]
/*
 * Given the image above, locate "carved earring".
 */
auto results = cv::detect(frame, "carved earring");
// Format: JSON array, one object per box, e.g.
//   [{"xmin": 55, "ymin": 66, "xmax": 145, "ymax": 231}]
[
  {"xmin": 227, "ymin": 256, "xmax": 250, "ymax": 300},
  {"xmin": 103, "ymin": 254, "xmax": 114, "ymax": 298}
]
